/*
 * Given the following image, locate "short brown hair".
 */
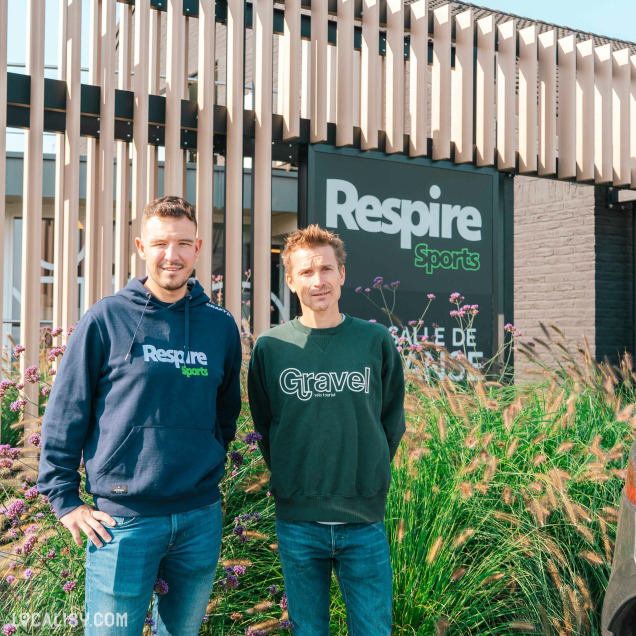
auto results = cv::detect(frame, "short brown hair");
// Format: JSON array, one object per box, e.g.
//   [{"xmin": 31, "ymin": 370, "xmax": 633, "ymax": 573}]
[
  {"xmin": 282, "ymin": 224, "xmax": 346, "ymax": 273},
  {"xmin": 142, "ymin": 196, "xmax": 197, "ymax": 231}
]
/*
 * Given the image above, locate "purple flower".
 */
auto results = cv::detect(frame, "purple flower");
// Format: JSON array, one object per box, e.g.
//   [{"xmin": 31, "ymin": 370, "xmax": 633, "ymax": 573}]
[
  {"xmin": 5, "ymin": 576, "xmax": 15, "ymax": 585},
  {"xmin": 35, "ymin": 512, "xmax": 44, "ymax": 519},
  {"xmin": 24, "ymin": 486, "xmax": 39, "ymax": 501},
  {"xmin": 154, "ymin": 577, "xmax": 169, "ymax": 596},
  {"xmin": 6, "ymin": 499, "xmax": 26, "ymax": 520},
  {"xmin": 27, "ymin": 434, "xmax": 41, "ymax": 449},
  {"xmin": 244, "ymin": 432, "xmax": 263, "ymax": 445},
  {"xmin": 13, "ymin": 345, "xmax": 25, "ymax": 357},
  {"xmin": 280, "ymin": 592, "xmax": 288, "ymax": 610},
  {"xmin": 2, "ymin": 625, "xmax": 17, "ymax": 636},
  {"xmin": 355, "ymin": 286, "xmax": 362, "ymax": 293},
  {"xmin": 372, "ymin": 277, "xmax": 384, "ymax": 289},
  {"xmin": 66, "ymin": 617, "xmax": 78, "ymax": 627},
  {"xmin": 8, "ymin": 562, "xmax": 17, "ymax": 571},
  {"xmin": 9, "ymin": 399, "xmax": 27, "ymax": 412},
  {"xmin": 24, "ymin": 365, "xmax": 40, "ymax": 383},
  {"xmin": 242, "ymin": 513, "xmax": 252, "ymax": 521},
  {"xmin": 364, "ymin": 288, "xmax": 371, "ymax": 293},
  {"xmin": 225, "ymin": 573, "xmax": 239, "ymax": 589},
  {"xmin": 233, "ymin": 525, "xmax": 245, "ymax": 536},
  {"xmin": 62, "ymin": 579, "xmax": 78, "ymax": 593},
  {"xmin": 268, "ymin": 584, "xmax": 278, "ymax": 596},
  {"xmin": 280, "ymin": 619, "xmax": 293, "ymax": 629},
  {"xmin": 368, "ymin": 319, "xmax": 377, "ymax": 323},
  {"xmin": 67, "ymin": 326, "xmax": 75, "ymax": 336},
  {"xmin": 61, "ymin": 569, "xmax": 69, "ymax": 579},
  {"xmin": 41, "ymin": 387, "xmax": 51, "ymax": 396},
  {"xmin": 51, "ymin": 327, "xmax": 63, "ymax": 337},
  {"xmin": 233, "ymin": 565, "xmax": 247, "ymax": 576},
  {"xmin": 145, "ymin": 619, "xmax": 155, "ymax": 627},
  {"xmin": 252, "ymin": 512, "xmax": 261, "ymax": 521},
  {"xmin": 47, "ymin": 549, "xmax": 56, "ymax": 559},
  {"xmin": 427, "ymin": 293, "xmax": 436, "ymax": 300},
  {"xmin": 390, "ymin": 281, "xmax": 400, "ymax": 288},
  {"xmin": 202, "ymin": 615, "xmax": 209, "ymax": 624},
  {"xmin": 230, "ymin": 451, "xmax": 244, "ymax": 467},
  {"xmin": 24, "ymin": 569, "xmax": 35, "ymax": 579}
]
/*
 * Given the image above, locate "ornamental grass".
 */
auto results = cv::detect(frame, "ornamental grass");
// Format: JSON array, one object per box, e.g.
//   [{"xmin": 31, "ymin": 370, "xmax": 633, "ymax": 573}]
[{"xmin": 0, "ymin": 319, "xmax": 633, "ymax": 634}]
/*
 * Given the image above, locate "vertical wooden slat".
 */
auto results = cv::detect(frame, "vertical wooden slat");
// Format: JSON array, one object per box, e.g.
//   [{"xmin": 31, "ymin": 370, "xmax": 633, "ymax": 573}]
[
  {"xmin": 327, "ymin": 43, "xmax": 336, "ymax": 123},
  {"xmin": 360, "ymin": 0, "xmax": 379, "ymax": 150},
  {"xmin": 557, "ymin": 35, "xmax": 576, "ymax": 179},
  {"xmin": 631, "ymin": 55, "xmax": 636, "ymax": 189},
  {"xmin": 182, "ymin": 15, "xmax": 190, "ymax": 199},
  {"xmin": 475, "ymin": 15, "xmax": 495, "ymax": 166},
  {"xmin": 576, "ymin": 40, "xmax": 594, "ymax": 181},
  {"xmin": 85, "ymin": 1, "xmax": 101, "ymax": 310},
  {"xmin": 385, "ymin": 0, "xmax": 404, "ymax": 154},
  {"xmin": 538, "ymin": 30, "xmax": 556, "ymax": 176},
  {"xmin": 336, "ymin": 0, "xmax": 354, "ymax": 146},
  {"xmin": 353, "ymin": 48, "xmax": 361, "ymax": 128},
  {"xmin": 0, "ymin": 0, "xmax": 7, "ymax": 353},
  {"xmin": 21, "ymin": 0, "xmax": 45, "ymax": 417},
  {"xmin": 283, "ymin": 0, "xmax": 300, "ymax": 140},
  {"xmin": 253, "ymin": 0, "xmax": 273, "ymax": 335},
  {"xmin": 594, "ymin": 43, "xmax": 612, "ymax": 184},
  {"xmin": 408, "ymin": 0, "xmax": 426, "ymax": 157},
  {"xmin": 147, "ymin": 7, "xmax": 161, "ymax": 203},
  {"xmin": 62, "ymin": 0, "xmax": 82, "ymax": 329},
  {"xmin": 310, "ymin": 0, "xmax": 328, "ymax": 142},
  {"xmin": 496, "ymin": 20, "xmax": 516, "ymax": 171},
  {"xmin": 98, "ymin": 0, "xmax": 116, "ymax": 299},
  {"xmin": 226, "ymin": 0, "xmax": 245, "ymax": 324},
  {"xmin": 301, "ymin": 37, "xmax": 310, "ymax": 119},
  {"xmin": 53, "ymin": 0, "xmax": 68, "ymax": 326},
  {"xmin": 518, "ymin": 25, "xmax": 537, "ymax": 174},
  {"xmin": 431, "ymin": 4, "xmax": 451, "ymax": 160},
  {"xmin": 612, "ymin": 49, "xmax": 630, "ymax": 186},
  {"xmin": 452, "ymin": 9, "xmax": 473, "ymax": 164},
  {"xmin": 166, "ymin": 0, "xmax": 185, "ymax": 196},
  {"xmin": 115, "ymin": 4, "xmax": 132, "ymax": 292},
  {"xmin": 131, "ymin": 0, "xmax": 150, "ymax": 277},
  {"xmin": 196, "ymin": 0, "xmax": 216, "ymax": 297}
]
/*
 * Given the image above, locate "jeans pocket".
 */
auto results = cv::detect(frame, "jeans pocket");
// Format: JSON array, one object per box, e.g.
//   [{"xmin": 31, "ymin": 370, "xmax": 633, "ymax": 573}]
[{"xmin": 111, "ymin": 515, "xmax": 138, "ymax": 528}]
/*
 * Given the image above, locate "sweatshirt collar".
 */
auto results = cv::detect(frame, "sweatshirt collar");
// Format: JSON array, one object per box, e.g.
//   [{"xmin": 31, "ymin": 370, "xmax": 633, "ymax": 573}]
[{"xmin": 291, "ymin": 314, "xmax": 352, "ymax": 336}]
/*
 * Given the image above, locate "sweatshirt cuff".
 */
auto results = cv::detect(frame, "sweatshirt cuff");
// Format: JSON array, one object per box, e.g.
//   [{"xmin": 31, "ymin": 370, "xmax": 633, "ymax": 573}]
[{"xmin": 48, "ymin": 491, "xmax": 84, "ymax": 520}]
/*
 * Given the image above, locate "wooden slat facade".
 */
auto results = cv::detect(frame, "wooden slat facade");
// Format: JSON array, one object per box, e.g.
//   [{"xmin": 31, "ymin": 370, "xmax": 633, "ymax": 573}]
[{"xmin": 4, "ymin": 0, "xmax": 636, "ymax": 353}]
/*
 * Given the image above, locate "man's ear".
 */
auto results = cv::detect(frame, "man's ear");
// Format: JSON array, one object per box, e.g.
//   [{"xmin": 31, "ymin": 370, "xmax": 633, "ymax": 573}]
[
  {"xmin": 285, "ymin": 273, "xmax": 296, "ymax": 294},
  {"xmin": 340, "ymin": 265, "xmax": 345, "ymax": 285},
  {"xmin": 135, "ymin": 237, "xmax": 146, "ymax": 261}
]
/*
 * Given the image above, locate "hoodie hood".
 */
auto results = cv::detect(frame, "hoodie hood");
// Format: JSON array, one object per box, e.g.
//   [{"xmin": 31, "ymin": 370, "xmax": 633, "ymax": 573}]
[{"xmin": 119, "ymin": 277, "xmax": 211, "ymax": 362}]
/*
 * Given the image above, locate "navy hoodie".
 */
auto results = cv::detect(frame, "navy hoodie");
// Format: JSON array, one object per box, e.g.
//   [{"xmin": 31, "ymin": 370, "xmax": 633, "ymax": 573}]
[{"xmin": 37, "ymin": 277, "xmax": 242, "ymax": 519}]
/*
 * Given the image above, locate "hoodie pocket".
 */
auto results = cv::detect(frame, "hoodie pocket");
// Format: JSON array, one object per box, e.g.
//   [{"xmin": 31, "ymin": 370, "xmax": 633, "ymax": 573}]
[{"xmin": 90, "ymin": 426, "xmax": 225, "ymax": 500}]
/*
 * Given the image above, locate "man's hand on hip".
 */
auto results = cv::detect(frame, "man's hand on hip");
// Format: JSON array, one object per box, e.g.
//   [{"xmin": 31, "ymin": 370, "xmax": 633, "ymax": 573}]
[{"xmin": 60, "ymin": 504, "xmax": 116, "ymax": 548}]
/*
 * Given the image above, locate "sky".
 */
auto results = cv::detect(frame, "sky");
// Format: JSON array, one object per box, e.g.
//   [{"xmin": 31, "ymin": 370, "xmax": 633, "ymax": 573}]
[{"xmin": 470, "ymin": 0, "xmax": 636, "ymax": 43}]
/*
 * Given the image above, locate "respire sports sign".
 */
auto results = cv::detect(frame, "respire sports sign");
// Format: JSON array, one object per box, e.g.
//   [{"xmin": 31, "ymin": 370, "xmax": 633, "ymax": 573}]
[{"xmin": 303, "ymin": 146, "xmax": 501, "ymax": 362}]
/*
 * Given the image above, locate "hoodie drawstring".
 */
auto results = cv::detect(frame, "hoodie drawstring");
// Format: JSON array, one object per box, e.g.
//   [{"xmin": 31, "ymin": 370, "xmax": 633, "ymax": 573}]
[
  {"xmin": 125, "ymin": 293, "xmax": 152, "ymax": 362},
  {"xmin": 184, "ymin": 294, "xmax": 191, "ymax": 366}
]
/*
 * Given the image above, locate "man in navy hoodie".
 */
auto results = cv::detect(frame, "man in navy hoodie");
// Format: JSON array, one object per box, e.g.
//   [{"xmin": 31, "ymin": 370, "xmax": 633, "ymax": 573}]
[{"xmin": 38, "ymin": 196, "xmax": 242, "ymax": 635}]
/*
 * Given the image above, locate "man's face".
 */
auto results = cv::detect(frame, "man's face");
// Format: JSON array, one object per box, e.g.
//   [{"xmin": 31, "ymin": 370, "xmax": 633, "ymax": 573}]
[
  {"xmin": 135, "ymin": 215, "xmax": 201, "ymax": 300},
  {"xmin": 285, "ymin": 244, "xmax": 345, "ymax": 317}
]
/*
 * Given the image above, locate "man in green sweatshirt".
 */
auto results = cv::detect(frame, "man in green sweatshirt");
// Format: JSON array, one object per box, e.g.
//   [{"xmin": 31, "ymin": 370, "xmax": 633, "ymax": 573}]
[{"xmin": 247, "ymin": 225, "xmax": 405, "ymax": 635}]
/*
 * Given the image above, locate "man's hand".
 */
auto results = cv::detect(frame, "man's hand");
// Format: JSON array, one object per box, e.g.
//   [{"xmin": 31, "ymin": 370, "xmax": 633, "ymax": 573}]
[{"xmin": 59, "ymin": 504, "xmax": 116, "ymax": 548}]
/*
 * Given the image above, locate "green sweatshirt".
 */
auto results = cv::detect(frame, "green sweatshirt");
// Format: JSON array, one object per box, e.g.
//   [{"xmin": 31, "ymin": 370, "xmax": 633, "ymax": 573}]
[{"xmin": 247, "ymin": 315, "xmax": 406, "ymax": 523}]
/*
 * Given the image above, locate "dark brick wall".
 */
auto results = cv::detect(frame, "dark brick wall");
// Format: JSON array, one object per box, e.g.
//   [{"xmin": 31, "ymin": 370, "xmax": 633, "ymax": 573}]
[{"xmin": 594, "ymin": 187, "xmax": 634, "ymax": 364}]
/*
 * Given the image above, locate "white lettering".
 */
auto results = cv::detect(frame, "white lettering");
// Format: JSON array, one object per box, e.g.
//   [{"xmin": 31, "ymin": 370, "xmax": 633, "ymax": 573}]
[
  {"xmin": 325, "ymin": 179, "xmax": 483, "ymax": 249},
  {"xmin": 142, "ymin": 344, "xmax": 208, "ymax": 369},
  {"xmin": 280, "ymin": 367, "xmax": 371, "ymax": 400}
]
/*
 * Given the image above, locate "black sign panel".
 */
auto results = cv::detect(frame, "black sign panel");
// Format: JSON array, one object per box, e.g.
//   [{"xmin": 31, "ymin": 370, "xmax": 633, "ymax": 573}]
[{"xmin": 304, "ymin": 145, "xmax": 501, "ymax": 364}]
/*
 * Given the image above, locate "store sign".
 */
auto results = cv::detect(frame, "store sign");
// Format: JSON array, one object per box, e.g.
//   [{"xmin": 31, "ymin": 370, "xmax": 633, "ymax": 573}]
[{"xmin": 304, "ymin": 146, "xmax": 501, "ymax": 365}]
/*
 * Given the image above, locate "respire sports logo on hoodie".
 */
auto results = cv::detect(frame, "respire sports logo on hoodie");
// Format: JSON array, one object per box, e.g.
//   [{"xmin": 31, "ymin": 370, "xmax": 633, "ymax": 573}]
[{"xmin": 142, "ymin": 344, "xmax": 208, "ymax": 377}]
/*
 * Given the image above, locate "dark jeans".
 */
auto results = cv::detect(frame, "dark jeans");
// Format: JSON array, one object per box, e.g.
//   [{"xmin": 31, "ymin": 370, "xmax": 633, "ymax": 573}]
[{"xmin": 275, "ymin": 519, "xmax": 393, "ymax": 636}]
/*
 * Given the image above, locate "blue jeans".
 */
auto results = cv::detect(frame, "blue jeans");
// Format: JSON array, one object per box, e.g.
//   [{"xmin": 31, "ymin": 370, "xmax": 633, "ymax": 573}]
[
  {"xmin": 275, "ymin": 520, "xmax": 393, "ymax": 636},
  {"xmin": 85, "ymin": 501, "xmax": 222, "ymax": 636}
]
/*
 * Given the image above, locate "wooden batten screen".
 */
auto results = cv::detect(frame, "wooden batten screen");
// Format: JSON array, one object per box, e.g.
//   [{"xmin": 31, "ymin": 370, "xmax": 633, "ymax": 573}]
[{"xmin": 4, "ymin": 0, "xmax": 636, "ymax": 347}]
